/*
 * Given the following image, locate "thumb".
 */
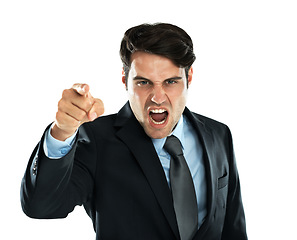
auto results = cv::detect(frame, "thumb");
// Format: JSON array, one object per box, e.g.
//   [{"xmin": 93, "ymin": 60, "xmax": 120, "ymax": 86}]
[{"xmin": 88, "ymin": 98, "xmax": 104, "ymax": 121}]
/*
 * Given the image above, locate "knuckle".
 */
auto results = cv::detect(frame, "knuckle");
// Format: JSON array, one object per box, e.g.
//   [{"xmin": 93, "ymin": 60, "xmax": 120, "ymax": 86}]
[
  {"xmin": 69, "ymin": 117, "xmax": 79, "ymax": 127},
  {"xmin": 96, "ymin": 102, "xmax": 104, "ymax": 110},
  {"xmin": 57, "ymin": 99, "xmax": 64, "ymax": 109},
  {"xmin": 84, "ymin": 100, "xmax": 92, "ymax": 109},
  {"xmin": 77, "ymin": 110, "xmax": 86, "ymax": 120},
  {"xmin": 55, "ymin": 112, "xmax": 66, "ymax": 127},
  {"xmin": 62, "ymin": 89, "xmax": 69, "ymax": 98},
  {"xmin": 55, "ymin": 111, "xmax": 61, "ymax": 120},
  {"xmin": 57, "ymin": 99, "xmax": 69, "ymax": 113},
  {"xmin": 93, "ymin": 99, "xmax": 104, "ymax": 116},
  {"xmin": 82, "ymin": 99, "xmax": 93, "ymax": 111}
]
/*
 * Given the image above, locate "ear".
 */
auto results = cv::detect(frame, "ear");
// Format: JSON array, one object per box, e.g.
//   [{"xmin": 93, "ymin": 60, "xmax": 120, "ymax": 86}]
[
  {"xmin": 187, "ymin": 66, "xmax": 193, "ymax": 86},
  {"xmin": 122, "ymin": 68, "xmax": 127, "ymax": 88}
]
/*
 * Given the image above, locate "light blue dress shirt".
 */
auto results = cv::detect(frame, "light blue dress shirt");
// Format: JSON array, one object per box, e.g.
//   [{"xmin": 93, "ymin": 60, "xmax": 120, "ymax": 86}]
[
  {"xmin": 43, "ymin": 125, "xmax": 77, "ymax": 159},
  {"xmin": 44, "ymin": 115, "xmax": 207, "ymax": 228},
  {"xmin": 151, "ymin": 115, "xmax": 207, "ymax": 228}
]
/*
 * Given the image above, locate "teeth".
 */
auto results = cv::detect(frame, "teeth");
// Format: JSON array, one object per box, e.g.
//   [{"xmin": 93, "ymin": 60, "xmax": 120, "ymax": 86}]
[{"xmin": 150, "ymin": 109, "xmax": 166, "ymax": 114}]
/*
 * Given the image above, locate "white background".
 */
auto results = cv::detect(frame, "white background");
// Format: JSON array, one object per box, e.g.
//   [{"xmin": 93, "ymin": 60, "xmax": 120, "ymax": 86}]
[{"xmin": 1, "ymin": 0, "xmax": 296, "ymax": 239}]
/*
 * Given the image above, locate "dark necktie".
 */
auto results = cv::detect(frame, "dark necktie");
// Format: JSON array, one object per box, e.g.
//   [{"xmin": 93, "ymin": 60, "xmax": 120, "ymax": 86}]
[{"xmin": 164, "ymin": 135, "xmax": 198, "ymax": 240}]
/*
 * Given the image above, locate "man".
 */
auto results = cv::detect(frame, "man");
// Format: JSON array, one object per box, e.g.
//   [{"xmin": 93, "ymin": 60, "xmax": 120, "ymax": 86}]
[{"xmin": 21, "ymin": 23, "xmax": 247, "ymax": 239}]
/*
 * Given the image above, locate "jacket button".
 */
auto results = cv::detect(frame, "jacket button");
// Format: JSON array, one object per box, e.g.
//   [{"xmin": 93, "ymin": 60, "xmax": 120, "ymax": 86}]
[{"xmin": 32, "ymin": 157, "xmax": 38, "ymax": 175}]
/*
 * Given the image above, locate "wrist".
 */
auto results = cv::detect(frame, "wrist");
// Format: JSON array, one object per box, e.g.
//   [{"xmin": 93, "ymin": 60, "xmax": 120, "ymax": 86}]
[{"xmin": 51, "ymin": 123, "xmax": 77, "ymax": 141}]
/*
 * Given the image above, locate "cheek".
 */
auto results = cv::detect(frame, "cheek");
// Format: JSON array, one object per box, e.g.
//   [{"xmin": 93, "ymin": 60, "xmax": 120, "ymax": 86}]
[
  {"xmin": 133, "ymin": 87, "xmax": 152, "ymax": 104},
  {"xmin": 128, "ymin": 88, "xmax": 148, "ymax": 119},
  {"xmin": 129, "ymin": 88, "xmax": 144, "ymax": 105},
  {"xmin": 168, "ymin": 90, "xmax": 188, "ymax": 119},
  {"xmin": 168, "ymin": 88, "xmax": 187, "ymax": 106}
]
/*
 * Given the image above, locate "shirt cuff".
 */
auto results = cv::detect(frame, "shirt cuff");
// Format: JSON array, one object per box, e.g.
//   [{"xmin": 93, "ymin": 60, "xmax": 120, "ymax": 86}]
[{"xmin": 43, "ymin": 124, "xmax": 77, "ymax": 159}]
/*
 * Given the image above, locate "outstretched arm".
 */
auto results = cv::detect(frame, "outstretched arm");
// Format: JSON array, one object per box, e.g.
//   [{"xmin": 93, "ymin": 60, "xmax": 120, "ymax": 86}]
[{"xmin": 20, "ymin": 84, "xmax": 104, "ymax": 219}]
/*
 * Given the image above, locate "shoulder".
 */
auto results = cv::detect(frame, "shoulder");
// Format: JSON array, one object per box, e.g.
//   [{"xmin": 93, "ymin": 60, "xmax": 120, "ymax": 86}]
[
  {"xmin": 193, "ymin": 112, "xmax": 226, "ymax": 126},
  {"xmin": 185, "ymin": 108, "xmax": 230, "ymax": 133},
  {"xmin": 184, "ymin": 108, "xmax": 234, "ymax": 148}
]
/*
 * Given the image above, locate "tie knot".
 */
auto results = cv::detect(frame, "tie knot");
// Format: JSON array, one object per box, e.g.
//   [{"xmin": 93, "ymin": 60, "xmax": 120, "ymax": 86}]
[{"xmin": 164, "ymin": 135, "xmax": 183, "ymax": 157}]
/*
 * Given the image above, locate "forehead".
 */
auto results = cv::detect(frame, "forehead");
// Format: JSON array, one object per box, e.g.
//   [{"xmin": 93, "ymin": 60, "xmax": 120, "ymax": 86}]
[{"xmin": 129, "ymin": 52, "xmax": 184, "ymax": 79}]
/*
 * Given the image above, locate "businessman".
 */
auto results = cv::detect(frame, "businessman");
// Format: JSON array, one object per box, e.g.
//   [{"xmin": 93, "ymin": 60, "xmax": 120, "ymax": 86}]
[{"xmin": 21, "ymin": 23, "xmax": 247, "ymax": 239}]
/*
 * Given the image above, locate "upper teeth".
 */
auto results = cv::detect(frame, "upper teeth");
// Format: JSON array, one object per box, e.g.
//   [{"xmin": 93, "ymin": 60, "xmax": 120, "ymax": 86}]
[{"xmin": 150, "ymin": 109, "xmax": 166, "ymax": 114}]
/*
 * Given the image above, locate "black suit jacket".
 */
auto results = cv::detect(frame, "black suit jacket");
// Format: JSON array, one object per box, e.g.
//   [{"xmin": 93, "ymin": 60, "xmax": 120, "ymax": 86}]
[{"xmin": 21, "ymin": 102, "xmax": 247, "ymax": 239}]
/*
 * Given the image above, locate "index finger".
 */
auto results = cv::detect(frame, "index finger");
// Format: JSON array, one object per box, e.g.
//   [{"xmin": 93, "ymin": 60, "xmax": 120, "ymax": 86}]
[{"xmin": 72, "ymin": 83, "xmax": 90, "ymax": 96}]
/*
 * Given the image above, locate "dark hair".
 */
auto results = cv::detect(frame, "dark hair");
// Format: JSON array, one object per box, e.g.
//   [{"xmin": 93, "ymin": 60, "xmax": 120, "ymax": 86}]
[{"xmin": 120, "ymin": 23, "xmax": 196, "ymax": 82}]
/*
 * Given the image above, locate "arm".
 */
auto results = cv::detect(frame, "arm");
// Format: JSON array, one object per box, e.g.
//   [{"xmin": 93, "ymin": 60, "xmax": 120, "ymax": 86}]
[
  {"xmin": 20, "ymin": 83, "xmax": 104, "ymax": 219},
  {"xmin": 43, "ymin": 123, "xmax": 77, "ymax": 159},
  {"xmin": 20, "ymin": 123, "xmax": 96, "ymax": 219},
  {"xmin": 221, "ymin": 127, "xmax": 248, "ymax": 239}
]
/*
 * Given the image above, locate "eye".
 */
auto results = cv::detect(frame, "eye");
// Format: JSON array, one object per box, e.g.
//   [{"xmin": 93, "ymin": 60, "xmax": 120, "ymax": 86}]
[
  {"xmin": 137, "ymin": 80, "xmax": 149, "ymax": 86},
  {"xmin": 166, "ymin": 79, "xmax": 178, "ymax": 85}
]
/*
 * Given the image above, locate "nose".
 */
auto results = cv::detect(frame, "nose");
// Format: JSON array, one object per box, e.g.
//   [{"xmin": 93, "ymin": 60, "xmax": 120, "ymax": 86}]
[{"xmin": 151, "ymin": 86, "xmax": 167, "ymax": 105}]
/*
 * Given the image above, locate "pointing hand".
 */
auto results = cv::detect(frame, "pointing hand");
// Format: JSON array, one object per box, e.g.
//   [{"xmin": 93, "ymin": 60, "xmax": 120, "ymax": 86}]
[{"xmin": 51, "ymin": 83, "xmax": 104, "ymax": 141}]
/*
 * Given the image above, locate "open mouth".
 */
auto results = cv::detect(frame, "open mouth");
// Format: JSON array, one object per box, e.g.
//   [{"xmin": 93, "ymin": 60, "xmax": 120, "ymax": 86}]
[{"xmin": 149, "ymin": 109, "xmax": 168, "ymax": 125}]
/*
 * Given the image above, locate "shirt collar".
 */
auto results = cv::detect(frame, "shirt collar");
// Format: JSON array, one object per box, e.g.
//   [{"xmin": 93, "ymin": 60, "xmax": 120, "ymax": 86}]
[{"xmin": 151, "ymin": 115, "xmax": 185, "ymax": 155}]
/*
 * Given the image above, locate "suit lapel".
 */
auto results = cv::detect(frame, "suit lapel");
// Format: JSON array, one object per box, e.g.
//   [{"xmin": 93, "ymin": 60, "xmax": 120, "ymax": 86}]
[
  {"xmin": 114, "ymin": 104, "xmax": 218, "ymax": 238},
  {"xmin": 114, "ymin": 103, "xmax": 179, "ymax": 238},
  {"xmin": 184, "ymin": 108, "xmax": 217, "ymax": 237}
]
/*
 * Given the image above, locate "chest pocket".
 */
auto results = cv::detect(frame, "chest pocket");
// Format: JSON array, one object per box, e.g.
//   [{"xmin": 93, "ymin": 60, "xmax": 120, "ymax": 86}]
[
  {"xmin": 217, "ymin": 174, "xmax": 228, "ymax": 210},
  {"xmin": 218, "ymin": 174, "xmax": 228, "ymax": 189}
]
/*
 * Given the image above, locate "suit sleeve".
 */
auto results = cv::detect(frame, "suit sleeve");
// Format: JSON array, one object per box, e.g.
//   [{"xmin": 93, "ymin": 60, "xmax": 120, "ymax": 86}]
[
  {"xmin": 221, "ymin": 127, "xmax": 248, "ymax": 239},
  {"xmin": 20, "ymin": 124, "xmax": 97, "ymax": 219}
]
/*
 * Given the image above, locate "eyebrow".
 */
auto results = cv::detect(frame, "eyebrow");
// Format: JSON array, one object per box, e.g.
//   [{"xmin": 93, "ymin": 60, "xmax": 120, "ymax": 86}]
[
  {"xmin": 133, "ymin": 76, "xmax": 183, "ymax": 81},
  {"xmin": 133, "ymin": 76, "xmax": 150, "ymax": 81}
]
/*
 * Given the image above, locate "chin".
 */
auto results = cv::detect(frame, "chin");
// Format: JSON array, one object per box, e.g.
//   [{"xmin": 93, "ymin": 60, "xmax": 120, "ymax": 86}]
[{"xmin": 144, "ymin": 128, "xmax": 169, "ymax": 139}]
